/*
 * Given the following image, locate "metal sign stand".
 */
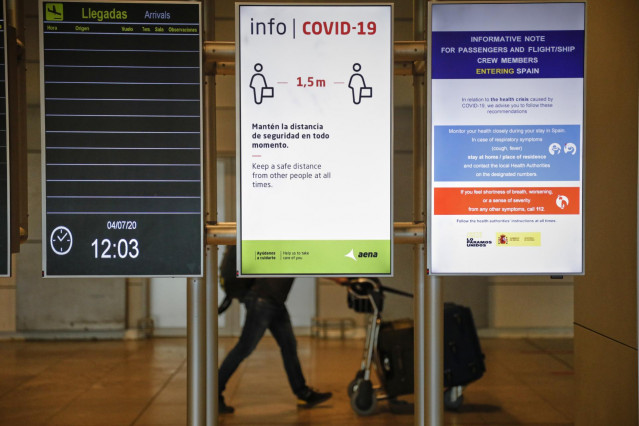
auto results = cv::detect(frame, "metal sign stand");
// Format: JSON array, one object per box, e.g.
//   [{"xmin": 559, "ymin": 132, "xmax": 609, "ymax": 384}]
[
  {"xmin": 187, "ymin": 276, "xmax": 206, "ymax": 425},
  {"xmin": 413, "ymin": 1, "xmax": 443, "ymax": 425},
  {"xmin": 188, "ymin": 1, "xmax": 217, "ymax": 425},
  {"xmin": 187, "ymin": 1, "xmax": 441, "ymax": 425}
]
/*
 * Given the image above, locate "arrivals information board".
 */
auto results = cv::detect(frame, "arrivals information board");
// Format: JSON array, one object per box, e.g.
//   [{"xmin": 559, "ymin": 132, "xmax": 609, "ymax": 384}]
[
  {"xmin": 40, "ymin": 1, "xmax": 202, "ymax": 277},
  {"xmin": 237, "ymin": 4, "xmax": 393, "ymax": 276},
  {"xmin": 0, "ymin": 0, "xmax": 9, "ymax": 276},
  {"xmin": 427, "ymin": 2, "xmax": 585, "ymax": 275}
]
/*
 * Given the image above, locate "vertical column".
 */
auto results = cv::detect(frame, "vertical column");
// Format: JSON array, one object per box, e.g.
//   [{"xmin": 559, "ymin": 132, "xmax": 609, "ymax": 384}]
[
  {"xmin": 412, "ymin": 0, "xmax": 426, "ymax": 425},
  {"xmin": 125, "ymin": 278, "xmax": 151, "ymax": 337},
  {"xmin": 202, "ymin": 0, "xmax": 218, "ymax": 424},
  {"xmin": 424, "ymin": 274, "xmax": 443, "ymax": 425},
  {"xmin": 206, "ymin": 246, "xmax": 218, "ymax": 426},
  {"xmin": 8, "ymin": 0, "xmax": 27, "ymax": 257},
  {"xmin": 413, "ymin": 246, "xmax": 427, "ymax": 426},
  {"xmin": 414, "ymin": 0, "xmax": 443, "ymax": 425},
  {"xmin": 188, "ymin": 276, "xmax": 207, "ymax": 426},
  {"xmin": 0, "ymin": 0, "xmax": 10, "ymax": 277}
]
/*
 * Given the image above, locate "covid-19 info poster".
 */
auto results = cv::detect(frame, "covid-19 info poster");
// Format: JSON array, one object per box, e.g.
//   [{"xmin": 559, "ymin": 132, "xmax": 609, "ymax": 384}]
[
  {"xmin": 428, "ymin": 2, "xmax": 585, "ymax": 275},
  {"xmin": 237, "ymin": 4, "xmax": 393, "ymax": 277}
]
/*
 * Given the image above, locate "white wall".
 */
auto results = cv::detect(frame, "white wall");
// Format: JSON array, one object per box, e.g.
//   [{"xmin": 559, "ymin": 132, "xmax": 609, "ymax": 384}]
[
  {"xmin": 287, "ymin": 277, "xmax": 315, "ymax": 328},
  {"xmin": 150, "ymin": 278, "xmax": 188, "ymax": 329},
  {"xmin": 487, "ymin": 276, "xmax": 573, "ymax": 336}
]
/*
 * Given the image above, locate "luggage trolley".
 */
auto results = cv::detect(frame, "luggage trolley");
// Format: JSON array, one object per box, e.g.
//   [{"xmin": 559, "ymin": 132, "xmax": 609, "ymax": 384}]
[
  {"xmin": 346, "ymin": 278, "xmax": 415, "ymax": 415},
  {"xmin": 346, "ymin": 278, "xmax": 475, "ymax": 415}
]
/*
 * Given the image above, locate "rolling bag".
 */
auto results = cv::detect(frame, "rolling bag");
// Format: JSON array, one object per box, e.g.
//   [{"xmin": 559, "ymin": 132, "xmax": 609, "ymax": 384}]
[
  {"xmin": 443, "ymin": 302, "xmax": 486, "ymax": 388},
  {"xmin": 377, "ymin": 319, "xmax": 414, "ymax": 397}
]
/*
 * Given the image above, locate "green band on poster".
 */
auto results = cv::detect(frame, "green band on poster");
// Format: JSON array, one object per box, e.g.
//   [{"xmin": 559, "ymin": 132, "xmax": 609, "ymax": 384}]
[{"xmin": 241, "ymin": 240, "xmax": 391, "ymax": 275}]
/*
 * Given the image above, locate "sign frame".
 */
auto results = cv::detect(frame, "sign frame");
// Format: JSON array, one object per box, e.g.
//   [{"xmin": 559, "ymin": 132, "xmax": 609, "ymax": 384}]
[
  {"xmin": 236, "ymin": 3, "xmax": 394, "ymax": 277},
  {"xmin": 426, "ymin": 1, "xmax": 586, "ymax": 276},
  {"xmin": 0, "ymin": 0, "xmax": 10, "ymax": 277},
  {"xmin": 39, "ymin": 0, "xmax": 204, "ymax": 278}
]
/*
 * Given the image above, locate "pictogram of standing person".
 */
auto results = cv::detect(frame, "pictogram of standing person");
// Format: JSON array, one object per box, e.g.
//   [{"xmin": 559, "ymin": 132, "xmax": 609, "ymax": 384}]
[
  {"xmin": 348, "ymin": 63, "xmax": 373, "ymax": 104},
  {"xmin": 250, "ymin": 63, "xmax": 274, "ymax": 104}
]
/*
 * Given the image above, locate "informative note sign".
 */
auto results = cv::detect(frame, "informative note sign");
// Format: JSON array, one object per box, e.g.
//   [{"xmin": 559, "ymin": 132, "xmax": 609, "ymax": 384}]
[
  {"xmin": 0, "ymin": 0, "xmax": 9, "ymax": 277},
  {"xmin": 427, "ymin": 2, "xmax": 585, "ymax": 275},
  {"xmin": 237, "ymin": 4, "xmax": 393, "ymax": 276},
  {"xmin": 41, "ymin": 1, "xmax": 202, "ymax": 277}
]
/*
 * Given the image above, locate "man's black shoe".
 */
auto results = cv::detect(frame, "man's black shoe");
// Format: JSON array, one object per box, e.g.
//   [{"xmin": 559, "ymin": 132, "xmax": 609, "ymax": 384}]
[
  {"xmin": 219, "ymin": 395, "xmax": 235, "ymax": 414},
  {"xmin": 297, "ymin": 387, "xmax": 333, "ymax": 408}
]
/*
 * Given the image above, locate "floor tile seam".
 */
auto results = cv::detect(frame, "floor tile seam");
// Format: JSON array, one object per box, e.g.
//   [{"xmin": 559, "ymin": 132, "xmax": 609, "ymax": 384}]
[
  {"xmin": 484, "ymin": 339, "xmax": 539, "ymax": 378},
  {"xmin": 40, "ymin": 349, "xmax": 143, "ymax": 426},
  {"xmin": 475, "ymin": 423, "xmax": 572, "ymax": 426},
  {"xmin": 456, "ymin": 362, "xmax": 573, "ymax": 424},
  {"xmin": 525, "ymin": 375, "xmax": 574, "ymax": 422},
  {"xmin": 0, "ymin": 378, "xmax": 36, "ymax": 400},
  {"xmin": 476, "ymin": 401, "xmax": 571, "ymax": 426},
  {"xmin": 523, "ymin": 338, "xmax": 574, "ymax": 371},
  {"xmin": 452, "ymin": 417, "xmax": 491, "ymax": 426},
  {"xmin": 504, "ymin": 360, "xmax": 573, "ymax": 424},
  {"xmin": 500, "ymin": 352, "xmax": 573, "ymax": 425},
  {"xmin": 574, "ymin": 322, "xmax": 637, "ymax": 351},
  {"xmin": 129, "ymin": 356, "xmax": 188, "ymax": 426},
  {"xmin": 479, "ymin": 352, "xmax": 570, "ymax": 421},
  {"xmin": 490, "ymin": 342, "xmax": 574, "ymax": 378},
  {"xmin": 0, "ymin": 345, "xmax": 89, "ymax": 402}
]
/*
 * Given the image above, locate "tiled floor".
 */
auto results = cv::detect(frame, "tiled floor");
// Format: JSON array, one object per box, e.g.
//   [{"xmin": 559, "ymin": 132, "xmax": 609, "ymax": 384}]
[{"xmin": 0, "ymin": 336, "xmax": 573, "ymax": 425}]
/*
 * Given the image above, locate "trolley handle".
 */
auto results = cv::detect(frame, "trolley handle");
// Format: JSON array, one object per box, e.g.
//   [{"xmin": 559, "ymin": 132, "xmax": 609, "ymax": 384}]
[
  {"xmin": 378, "ymin": 284, "xmax": 413, "ymax": 299},
  {"xmin": 346, "ymin": 277, "xmax": 414, "ymax": 299}
]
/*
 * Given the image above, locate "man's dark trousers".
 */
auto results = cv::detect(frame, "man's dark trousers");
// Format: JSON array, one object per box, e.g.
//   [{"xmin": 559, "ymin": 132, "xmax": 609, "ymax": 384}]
[{"xmin": 218, "ymin": 293, "xmax": 307, "ymax": 396}]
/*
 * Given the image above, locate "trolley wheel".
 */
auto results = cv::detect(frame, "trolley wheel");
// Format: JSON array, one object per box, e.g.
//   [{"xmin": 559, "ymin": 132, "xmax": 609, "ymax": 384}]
[
  {"xmin": 350, "ymin": 379, "xmax": 377, "ymax": 416},
  {"xmin": 444, "ymin": 386, "xmax": 464, "ymax": 411},
  {"xmin": 347, "ymin": 370, "xmax": 366, "ymax": 397}
]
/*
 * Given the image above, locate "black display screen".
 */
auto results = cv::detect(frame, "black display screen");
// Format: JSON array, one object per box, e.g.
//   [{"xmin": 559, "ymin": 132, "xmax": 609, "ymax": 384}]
[
  {"xmin": 41, "ymin": 1, "xmax": 202, "ymax": 277},
  {"xmin": 0, "ymin": 0, "xmax": 9, "ymax": 277}
]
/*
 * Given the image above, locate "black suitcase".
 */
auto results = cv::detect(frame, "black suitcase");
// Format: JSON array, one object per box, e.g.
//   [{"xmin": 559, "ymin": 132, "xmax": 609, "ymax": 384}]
[
  {"xmin": 443, "ymin": 303, "xmax": 486, "ymax": 388},
  {"xmin": 377, "ymin": 319, "xmax": 414, "ymax": 397}
]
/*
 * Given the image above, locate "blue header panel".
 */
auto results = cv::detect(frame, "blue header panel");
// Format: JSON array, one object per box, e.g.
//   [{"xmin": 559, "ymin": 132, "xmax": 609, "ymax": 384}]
[{"xmin": 432, "ymin": 30, "xmax": 584, "ymax": 79}]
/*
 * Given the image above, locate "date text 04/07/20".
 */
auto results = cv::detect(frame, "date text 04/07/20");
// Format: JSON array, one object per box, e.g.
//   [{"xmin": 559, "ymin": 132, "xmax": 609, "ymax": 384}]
[{"xmin": 107, "ymin": 221, "xmax": 137, "ymax": 230}]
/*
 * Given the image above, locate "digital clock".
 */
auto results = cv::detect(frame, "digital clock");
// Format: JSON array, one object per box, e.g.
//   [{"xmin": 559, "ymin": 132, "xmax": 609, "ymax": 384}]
[{"xmin": 91, "ymin": 238, "xmax": 140, "ymax": 259}]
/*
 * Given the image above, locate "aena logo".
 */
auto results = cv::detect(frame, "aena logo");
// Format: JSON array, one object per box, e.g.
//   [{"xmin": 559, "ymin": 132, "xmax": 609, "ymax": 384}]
[
  {"xmin": 358, "ymin": 251, "xmax": 378, "ymax": 258},
  {"xmin": 345, "ymin": 249, "xmax": 379, "ymax": 261}
]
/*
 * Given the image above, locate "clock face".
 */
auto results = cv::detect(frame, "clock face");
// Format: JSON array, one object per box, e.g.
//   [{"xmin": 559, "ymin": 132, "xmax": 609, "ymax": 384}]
[{"xmin": 50, "ymin": 226, "xmax": 73, "ymax": 255}]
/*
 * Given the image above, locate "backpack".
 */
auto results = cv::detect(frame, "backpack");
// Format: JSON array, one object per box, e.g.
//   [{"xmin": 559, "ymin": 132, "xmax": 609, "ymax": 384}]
[{"xmin": 218, "ymin": 246, "xmax": 255, "ymax": 314}]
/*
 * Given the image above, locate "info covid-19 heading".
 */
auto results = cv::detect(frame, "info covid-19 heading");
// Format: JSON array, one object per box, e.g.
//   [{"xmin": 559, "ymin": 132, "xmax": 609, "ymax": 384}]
[{"xmin": 249, "ymin": 17, "xmax": 378, "ymax": 36}]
